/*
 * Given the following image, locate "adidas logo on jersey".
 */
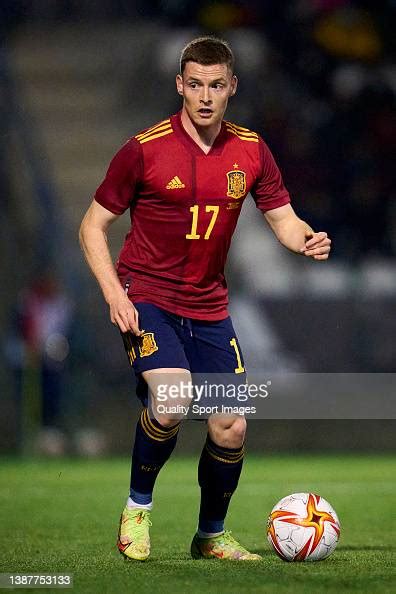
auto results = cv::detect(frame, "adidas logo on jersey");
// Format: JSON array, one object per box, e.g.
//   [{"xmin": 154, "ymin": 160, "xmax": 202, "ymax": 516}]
[{"xmin": 166, "ymin": 176, "xmax": 185, "ymax": 189}]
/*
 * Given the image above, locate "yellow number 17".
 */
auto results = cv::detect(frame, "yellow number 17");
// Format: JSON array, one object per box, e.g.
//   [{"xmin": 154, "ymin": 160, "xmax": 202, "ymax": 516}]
[{"xmin": 186, "ymin": 205, "xmax": 219, "ymax": 240}]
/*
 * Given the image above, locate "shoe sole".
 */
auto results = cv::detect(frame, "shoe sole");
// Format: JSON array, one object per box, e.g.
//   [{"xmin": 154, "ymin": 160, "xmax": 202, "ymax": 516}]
[{"xmin": 118, "ymin": 547, "xmax": 150, "ymax": 562}]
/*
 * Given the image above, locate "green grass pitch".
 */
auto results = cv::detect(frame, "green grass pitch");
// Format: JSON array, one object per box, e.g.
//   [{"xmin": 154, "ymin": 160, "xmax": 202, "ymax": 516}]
[{"xmin": 0, "ymin": 454, "xmax": 395, "ymax": 593}]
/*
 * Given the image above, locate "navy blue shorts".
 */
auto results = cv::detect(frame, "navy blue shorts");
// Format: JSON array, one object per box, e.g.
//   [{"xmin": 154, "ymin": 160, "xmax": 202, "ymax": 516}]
[{"xmin": 121, "ymin": 302, "xmax": 246, "ymax": 404}]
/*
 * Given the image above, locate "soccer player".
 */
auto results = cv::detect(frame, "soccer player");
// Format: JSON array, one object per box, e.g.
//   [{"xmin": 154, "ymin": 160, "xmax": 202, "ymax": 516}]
[{"xmin": 79, "ymin": 36, "xmax": 331, "ymax": 562}]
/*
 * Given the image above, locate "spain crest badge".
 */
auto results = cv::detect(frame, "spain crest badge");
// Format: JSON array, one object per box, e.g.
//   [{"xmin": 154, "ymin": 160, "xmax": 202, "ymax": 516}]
[
  {"xmin": 139, "ymin": 332, "xmax": 158, "ymax": 357},
  {"xmin": 226, "ymin": 168, "xmax": 246, "ymax": 199}
]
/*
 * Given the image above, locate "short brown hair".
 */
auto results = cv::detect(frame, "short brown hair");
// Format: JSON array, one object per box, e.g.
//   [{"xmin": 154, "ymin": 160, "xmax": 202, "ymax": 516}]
[{"xmin": 180, "ymin": 36, "xmax": 234, "ymax": 74}]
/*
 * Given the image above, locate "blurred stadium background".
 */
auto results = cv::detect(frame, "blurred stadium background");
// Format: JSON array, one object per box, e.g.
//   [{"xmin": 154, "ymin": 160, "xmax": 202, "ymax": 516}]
[{"xmin": 1, "ymin": 0, "xmax": 395, "ymax": 456}]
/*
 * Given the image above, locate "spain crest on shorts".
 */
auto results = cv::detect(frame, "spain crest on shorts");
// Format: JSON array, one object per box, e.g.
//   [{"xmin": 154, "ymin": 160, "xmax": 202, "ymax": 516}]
[
  {"xmin": 139, "ymin": 332, "xmax": 158, "ymax": 357},
  {"xmin": 226, "ymin": 169, "xmax": 246, "ymax": 199}
]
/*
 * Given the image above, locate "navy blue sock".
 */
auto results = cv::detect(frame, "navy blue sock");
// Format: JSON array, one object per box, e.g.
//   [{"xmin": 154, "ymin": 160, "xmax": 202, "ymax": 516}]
[
  {"xmin": 129, "ymin": 408, "xmax": 180, "ymax": 505},
  {"xmin": 198, "ymin": 435, "xmax": 244, "ymax": 534}
]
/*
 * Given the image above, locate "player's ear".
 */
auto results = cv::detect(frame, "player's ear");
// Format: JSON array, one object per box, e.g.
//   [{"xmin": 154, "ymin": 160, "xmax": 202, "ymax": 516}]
[
  {"xmin": 176, "ymin": 74, "xmax": 183, "ymax": 96},
  {"xmin": 230, "ymin": 75, "xmax": 238, "ymax": 97}
]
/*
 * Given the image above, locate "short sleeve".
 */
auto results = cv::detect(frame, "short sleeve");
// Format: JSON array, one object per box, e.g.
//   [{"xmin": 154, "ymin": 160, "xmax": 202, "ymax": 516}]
[
  {"xmin": 251, "ymin": 136, "xmax": 291, "ymax": 212},
  {"xmin": 94, "ymin": 138, "xmax": 143, "ymax": 215}
]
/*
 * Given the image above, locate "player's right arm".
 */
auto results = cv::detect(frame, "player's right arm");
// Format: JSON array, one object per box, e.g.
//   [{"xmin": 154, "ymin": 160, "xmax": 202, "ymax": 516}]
[{"xmin": 79, "ymin": 199, "xmax": 141, "ymax": 335}]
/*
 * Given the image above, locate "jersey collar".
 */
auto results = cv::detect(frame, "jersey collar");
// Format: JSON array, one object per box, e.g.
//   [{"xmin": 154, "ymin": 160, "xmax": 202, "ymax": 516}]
[{"xmin": 171, "ymin": 111, "xmax": 227, "ymax": 157}]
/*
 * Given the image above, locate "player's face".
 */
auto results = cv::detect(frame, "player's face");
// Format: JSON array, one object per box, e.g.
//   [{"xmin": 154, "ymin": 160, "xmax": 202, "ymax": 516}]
[{"xmin": 176, "ymin": 62, "xmax": 237, "ymax": 128}]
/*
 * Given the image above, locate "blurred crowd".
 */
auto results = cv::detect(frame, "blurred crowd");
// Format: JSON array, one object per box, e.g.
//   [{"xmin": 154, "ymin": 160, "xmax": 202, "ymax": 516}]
[{"xmin": 241, "ymin": 0, "xmax": 396, "ymax": 262}]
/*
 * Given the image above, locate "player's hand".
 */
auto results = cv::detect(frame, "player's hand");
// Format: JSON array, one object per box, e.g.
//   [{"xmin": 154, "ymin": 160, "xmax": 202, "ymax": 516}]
[
  {"xmin": 300, "ymin": 232, "xmax": 331, "ymax": 260},
  {"xmin": 108, "ymin": 291, "xmax": 143, "ymax": 335}
]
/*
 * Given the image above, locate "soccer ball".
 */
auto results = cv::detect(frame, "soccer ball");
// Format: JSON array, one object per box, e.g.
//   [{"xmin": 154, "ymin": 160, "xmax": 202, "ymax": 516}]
[{"xmin": 267, "ymin": 493, "xmax": 340, "ymax": 561}]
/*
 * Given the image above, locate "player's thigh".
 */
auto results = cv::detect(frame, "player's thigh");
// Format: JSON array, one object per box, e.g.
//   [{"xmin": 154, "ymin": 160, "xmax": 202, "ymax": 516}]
[
  {"xmin": 188, "ymin": 315, "xmax": 246, "ymax": 375},
  {"xmin": 121, "ymin": 302, "xmax": 190, "ymax": 410},
  {"xmin": 189, "ymin": 316, "xmax": 247, "ymax": 435},
  {"xmin": 121, "ymin": 303, "xmax": 189, "ymax": 370},
  {"xmin": 142, "ymin": 367, "xmax": 192, "ymax": 426}
]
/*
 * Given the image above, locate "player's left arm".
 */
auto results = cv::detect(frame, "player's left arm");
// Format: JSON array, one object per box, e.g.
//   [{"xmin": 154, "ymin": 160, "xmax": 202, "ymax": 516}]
[{"xmin": 264, "ymin": 203, "xmax": 331, "ymax": 260}]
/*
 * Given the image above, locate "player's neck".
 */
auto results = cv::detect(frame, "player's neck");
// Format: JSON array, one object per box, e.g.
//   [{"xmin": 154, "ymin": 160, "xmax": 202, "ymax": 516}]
[{"xmin": 180, "ymin": 109, "xmax": 222, "ymax": 155}]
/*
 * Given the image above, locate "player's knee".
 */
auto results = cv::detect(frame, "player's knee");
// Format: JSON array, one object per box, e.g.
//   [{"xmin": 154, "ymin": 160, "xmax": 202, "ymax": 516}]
[
  {"xmin": 229, "ymin": 416, "xmax": 247, "ymax": 443},
  {"xmin": 154, "ymin": 413, "xmax": 181, "ymax": 429}
]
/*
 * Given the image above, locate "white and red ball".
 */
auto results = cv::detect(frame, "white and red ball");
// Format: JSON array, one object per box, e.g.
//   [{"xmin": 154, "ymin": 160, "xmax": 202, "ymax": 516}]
[{"xmin": 267, "ymin": 493, "xmax": 340, "ymax": 561}]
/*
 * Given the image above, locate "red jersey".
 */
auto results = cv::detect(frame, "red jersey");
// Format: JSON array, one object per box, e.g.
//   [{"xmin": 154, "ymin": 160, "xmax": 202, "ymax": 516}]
[{"xmin": 94, "ymin": 112, "xmax": 290, "ymax": 320}]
